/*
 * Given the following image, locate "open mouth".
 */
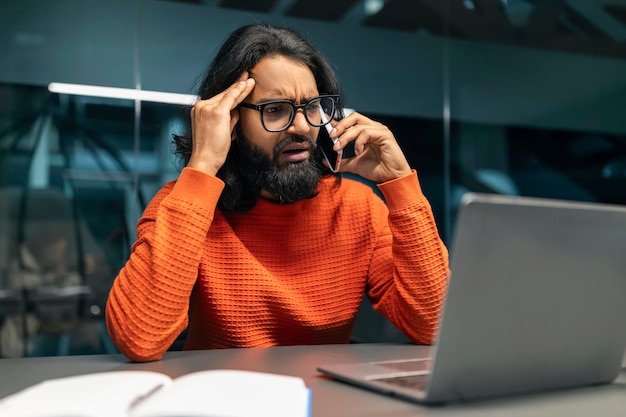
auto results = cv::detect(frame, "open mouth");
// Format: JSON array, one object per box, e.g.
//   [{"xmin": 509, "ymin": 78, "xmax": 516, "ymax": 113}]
[{"xmin": 280, "ymin": 143, "xmax": 311, "ymax": 163}]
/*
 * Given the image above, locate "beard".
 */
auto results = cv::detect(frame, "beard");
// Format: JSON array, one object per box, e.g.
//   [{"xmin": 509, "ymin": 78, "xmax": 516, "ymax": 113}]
[{"xmin": 236, "ymin": 127, "xmax": 323, "ymax": 204}]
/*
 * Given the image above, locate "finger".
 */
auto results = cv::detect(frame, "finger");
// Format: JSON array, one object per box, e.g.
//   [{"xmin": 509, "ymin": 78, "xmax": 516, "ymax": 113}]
[
  {"xmin": 210, "ymin": 78, "xmax": 251, "ymax": 105},
  {"xmin": 236, "ymin": 78, "xmax": 255, "ymax": 102},
  {"xmin": 221, "ymin": 78, "xmax": 255, "ymax": 109},
  {"xmin": 352, "ymin": 133, "xmax": 369, "ymax": 157},
  {"xmin": 344, "ymin": 125, "xmax": 388, "ymax": 157},
  {"xmin": 333, "ymin": 124, "xmax": 365, "ymax": 152}
]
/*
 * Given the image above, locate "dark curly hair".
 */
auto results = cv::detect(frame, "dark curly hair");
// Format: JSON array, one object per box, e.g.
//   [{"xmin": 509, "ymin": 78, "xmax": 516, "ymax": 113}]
[{"xmin": 173, "ymin": 23, "xmax": 344, "ymax": 212}]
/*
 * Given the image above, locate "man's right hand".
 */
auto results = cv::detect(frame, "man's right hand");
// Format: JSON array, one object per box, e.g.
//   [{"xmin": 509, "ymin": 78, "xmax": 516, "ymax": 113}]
[{"xmin": 187, "ymin": 74, "xmax": 256, "ymax": 176}]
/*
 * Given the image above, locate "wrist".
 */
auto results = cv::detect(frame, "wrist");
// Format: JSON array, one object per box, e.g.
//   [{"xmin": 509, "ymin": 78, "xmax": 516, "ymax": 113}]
[
  {"xmin": 378, "ymin": 165, "xmax": 412, "ymax": 183},
  {"xmin": 187, "ymin": 156, "xmax": 223, "ymax": 177}
]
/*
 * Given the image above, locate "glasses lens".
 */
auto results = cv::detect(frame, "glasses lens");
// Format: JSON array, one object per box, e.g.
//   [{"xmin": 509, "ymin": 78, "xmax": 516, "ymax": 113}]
[
  {"xmin": 309, "ymin": 97, "xmax": 336, "ymax": 127},
  {"xmin": 262, "ymin": 102, "xmax": 293, "ymax": 131}
]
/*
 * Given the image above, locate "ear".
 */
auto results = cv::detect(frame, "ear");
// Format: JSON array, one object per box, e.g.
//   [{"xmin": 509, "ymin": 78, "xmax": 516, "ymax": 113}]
[{"xmin": 232, "ymin": 121, "xmax": 243, "ymax": 142}]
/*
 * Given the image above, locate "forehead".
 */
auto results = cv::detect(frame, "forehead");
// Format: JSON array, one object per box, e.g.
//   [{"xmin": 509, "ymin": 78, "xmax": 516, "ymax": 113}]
[{"xmin": 248, "ymin": 55, "xmax": 318, "ymax": 101}]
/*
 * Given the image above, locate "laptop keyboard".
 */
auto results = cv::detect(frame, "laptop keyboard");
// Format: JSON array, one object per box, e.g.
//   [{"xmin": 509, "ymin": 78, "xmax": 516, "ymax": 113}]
[
  {"xmin": 374, "ymin": 359, "xmax": 431, "ymax": 372},
  {"xmin": 372, "ymin": 373, "xmax": 429, "ymax": 391}
]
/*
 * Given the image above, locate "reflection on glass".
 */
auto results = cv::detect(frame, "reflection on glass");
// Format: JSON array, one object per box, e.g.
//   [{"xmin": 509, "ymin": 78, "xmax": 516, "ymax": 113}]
[
  {"xmin": 0, "ymin": 84, "xmax": 184, "ymax": 357},
  {"xmin": 1, "ymin": 0, "xmax": 625, "ymax": 355}
]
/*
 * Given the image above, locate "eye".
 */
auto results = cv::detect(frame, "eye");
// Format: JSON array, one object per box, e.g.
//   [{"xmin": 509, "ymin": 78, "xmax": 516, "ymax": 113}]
[
  {"xmin": 264, "ymin": 103, "xmax": 284, "ymax": 114},
  {"xmin": 304, "ymin": 102, "xmax": 319, "ymax": 113}
]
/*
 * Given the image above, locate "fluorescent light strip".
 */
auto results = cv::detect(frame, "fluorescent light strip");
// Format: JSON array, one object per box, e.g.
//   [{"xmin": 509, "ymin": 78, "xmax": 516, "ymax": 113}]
[{"xmin": 48, "ymin": 82, "xmax": 199, "ymax": 105}]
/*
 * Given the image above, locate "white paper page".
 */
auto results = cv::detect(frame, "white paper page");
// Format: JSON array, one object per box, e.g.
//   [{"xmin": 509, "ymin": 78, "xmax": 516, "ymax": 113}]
[
  {"xmin": 0, "ymin": 371, "xmax": 172, "ymax": 417},
  {"xmin": 130, "ymin": 369, "xmax": 311, "ymax": 417}
]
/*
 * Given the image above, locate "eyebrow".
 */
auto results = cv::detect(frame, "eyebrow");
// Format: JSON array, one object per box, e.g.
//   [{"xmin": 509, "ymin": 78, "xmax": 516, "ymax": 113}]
[{"xmin": 255, "ymin": 95, "xmax": 318, "ymax": 104}]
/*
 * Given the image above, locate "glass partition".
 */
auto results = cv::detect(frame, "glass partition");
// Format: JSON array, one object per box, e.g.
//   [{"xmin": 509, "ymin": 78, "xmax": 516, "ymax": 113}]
[{"xmin": 1, "ymin": 0, "xmax": 625, "ymax": 354}]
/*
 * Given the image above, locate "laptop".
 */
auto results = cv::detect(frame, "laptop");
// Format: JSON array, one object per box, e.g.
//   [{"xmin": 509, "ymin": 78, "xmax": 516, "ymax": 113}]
[{"xmin": 318, "ymin": 192, "xmax": 626, "ymax": 404}]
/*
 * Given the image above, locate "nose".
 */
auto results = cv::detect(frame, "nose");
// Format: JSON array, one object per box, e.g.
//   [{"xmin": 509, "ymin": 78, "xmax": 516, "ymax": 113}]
[{"xmin": 286, "ymin": 110, "xmax": 311, "ymax": 135}]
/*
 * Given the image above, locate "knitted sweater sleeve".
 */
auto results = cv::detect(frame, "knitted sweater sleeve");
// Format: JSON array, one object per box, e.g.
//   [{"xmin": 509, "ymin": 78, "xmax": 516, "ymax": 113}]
[
  {"xmin": 368, "ymin": 170, "xmax": 450, "ymax": 344},
  {"xmin": 105, "ymin": 168, "xmax": 224, "ymax": 362}
]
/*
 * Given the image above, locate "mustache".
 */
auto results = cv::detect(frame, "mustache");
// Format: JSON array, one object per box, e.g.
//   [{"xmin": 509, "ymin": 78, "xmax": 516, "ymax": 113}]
[{"xmin": 273, "ymin": 135, "xmax": 317, "ymax": 157}]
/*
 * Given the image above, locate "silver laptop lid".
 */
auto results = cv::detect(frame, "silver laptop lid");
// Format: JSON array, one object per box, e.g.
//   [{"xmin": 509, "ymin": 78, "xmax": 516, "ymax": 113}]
[{"xmin": 426, "ymin": 193, "xmax": 626, "ymax": 403}]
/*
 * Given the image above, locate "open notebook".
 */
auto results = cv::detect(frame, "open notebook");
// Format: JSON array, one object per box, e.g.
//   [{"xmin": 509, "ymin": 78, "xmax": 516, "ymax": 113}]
[
  {"xmin": 0, "ymin": 369, "xmax": 311, "ymax": 417},
  {"xmin": 318, "ymin": 192, "xmax": 626, "ymax": 404}
]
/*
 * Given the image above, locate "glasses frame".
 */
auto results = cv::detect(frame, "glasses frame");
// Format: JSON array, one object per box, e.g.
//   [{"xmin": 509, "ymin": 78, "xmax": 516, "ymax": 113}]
[{"xmin": 239, "ymin": 95, "xmax": 340, "ymax": 133}]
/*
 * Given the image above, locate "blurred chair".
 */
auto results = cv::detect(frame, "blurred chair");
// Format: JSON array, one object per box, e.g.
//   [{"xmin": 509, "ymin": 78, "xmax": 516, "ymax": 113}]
[
  {"xmin": 0, "ymin": 288, "xmax": 26, "ymax": 357},
  {"xmin": 0, "ymin": 186, "xmax": 116, "ymax": 357}
]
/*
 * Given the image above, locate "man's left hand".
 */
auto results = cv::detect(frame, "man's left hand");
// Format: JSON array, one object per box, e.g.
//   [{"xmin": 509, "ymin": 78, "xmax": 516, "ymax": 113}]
[{"xmin": 328, "ymin": 112, "xmax": 412, "ymax": 183}]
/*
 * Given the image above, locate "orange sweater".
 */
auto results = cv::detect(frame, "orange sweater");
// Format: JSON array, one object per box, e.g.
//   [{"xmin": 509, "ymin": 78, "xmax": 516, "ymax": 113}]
[{"xmin": 106, "ymin": 168, "xmax": 449, "ymax": 361}]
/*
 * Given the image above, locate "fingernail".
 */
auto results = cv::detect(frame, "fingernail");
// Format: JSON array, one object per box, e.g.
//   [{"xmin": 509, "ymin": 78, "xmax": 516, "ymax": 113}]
[{"xmin": 246, "ymin": 78, "xmax": 254, "ymax": 85}]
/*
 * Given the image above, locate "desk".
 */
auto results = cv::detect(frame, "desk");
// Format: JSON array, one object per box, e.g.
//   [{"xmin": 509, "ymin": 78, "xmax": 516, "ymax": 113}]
[{"xmin": 0, "ymin": 344, "xmax": 625, "ymax": 417}]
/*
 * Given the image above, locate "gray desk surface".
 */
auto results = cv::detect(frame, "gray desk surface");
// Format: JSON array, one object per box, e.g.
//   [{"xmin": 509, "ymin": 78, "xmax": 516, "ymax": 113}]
[{"xmin": 1, "ymin": 344, "xmax": 625, "ymax": 417}]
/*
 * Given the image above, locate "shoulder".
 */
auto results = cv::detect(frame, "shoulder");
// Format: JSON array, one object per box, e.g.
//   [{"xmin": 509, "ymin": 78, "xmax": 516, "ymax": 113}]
[
  {"xmin": 150, "ymin": 180, "xmax": 177, "ymax": 206},
  {"xmin": 143, "ymin": 168, "xmax": 225, "ymax": 216},
  {"xmin": 139, "ymin": 180, "xmax": 176, "ymax": 220}
]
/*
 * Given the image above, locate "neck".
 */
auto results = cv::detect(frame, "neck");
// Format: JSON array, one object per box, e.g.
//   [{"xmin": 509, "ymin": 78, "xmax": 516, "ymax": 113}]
[{"xmin": 260, "ymin": 189, "xmax": 279, "ymax": 201}]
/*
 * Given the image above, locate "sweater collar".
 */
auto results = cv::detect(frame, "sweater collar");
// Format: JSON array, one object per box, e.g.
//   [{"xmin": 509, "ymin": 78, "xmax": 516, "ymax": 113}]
[
  {"xmin": 244, "ymin": 176, "xmax": 337, "ymax": 218},
  {"xmin": 250, "ymin": 195, "xmax": 311, "ymax": 217}
]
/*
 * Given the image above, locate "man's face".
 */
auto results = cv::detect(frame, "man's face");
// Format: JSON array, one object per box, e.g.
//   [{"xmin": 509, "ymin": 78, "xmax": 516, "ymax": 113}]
[{"xmin": 237, "ymin": 55, "xmax": 324, "ymax": 202}]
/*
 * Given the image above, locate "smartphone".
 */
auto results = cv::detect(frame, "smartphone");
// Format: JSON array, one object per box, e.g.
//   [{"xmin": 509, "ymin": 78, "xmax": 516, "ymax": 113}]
[{"xmin": 318, "ymin": 120, "xmax": 355, "ymax": 173}]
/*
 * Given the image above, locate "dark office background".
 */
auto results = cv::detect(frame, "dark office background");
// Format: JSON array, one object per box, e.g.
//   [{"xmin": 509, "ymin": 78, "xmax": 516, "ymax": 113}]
[{"xmin": 1, "ymin": 0, "xmax": 625, "ymax": 357}]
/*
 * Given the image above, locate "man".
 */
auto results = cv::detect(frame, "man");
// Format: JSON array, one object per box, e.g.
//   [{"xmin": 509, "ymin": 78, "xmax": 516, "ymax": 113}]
[{"xmin": 105, "ymin": 23, "xmax": 449, "ymax": 362}]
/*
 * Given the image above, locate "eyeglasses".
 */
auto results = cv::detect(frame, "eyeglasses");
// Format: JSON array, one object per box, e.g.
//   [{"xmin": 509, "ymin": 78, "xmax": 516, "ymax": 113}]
[{"xmin": 239, "ymin": 95, "xmax": 340, "ymax": 132}]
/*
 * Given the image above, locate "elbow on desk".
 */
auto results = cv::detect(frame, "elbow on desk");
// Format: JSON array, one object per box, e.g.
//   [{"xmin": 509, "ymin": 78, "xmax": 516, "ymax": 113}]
[
  {"xmin": 105, "ymin": 318, "xmax": 169, "ymax": 362},
  {"xmin": 122, "ymin": 346, "xmax": 167, "ymax": 363},
  {"xmin": 408, "ymin": 327, "xmax": 437, "ymax": 346},
  {"xmin": 417, "ymin": 332, "xmax": 436, "ymax": 346},
  {"xmin": 404, "ymin": 310, "xmax": 441, "ymax": 346},
  {"xmin": 104, "ymin": 304, "xmax": 174, "ymax": 363},
  {"xmin": 413, "ymin": 269, "xmax": 450, "ymax": 346}
]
